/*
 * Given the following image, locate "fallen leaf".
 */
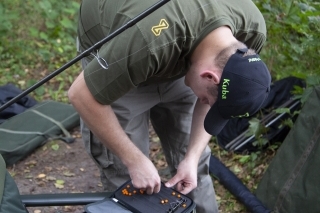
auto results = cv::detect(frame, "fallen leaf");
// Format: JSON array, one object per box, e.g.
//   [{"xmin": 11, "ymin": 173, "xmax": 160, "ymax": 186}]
[
  {"xmin": 233, "ymin": 204, "xmax": 242, "ymax": 211},
  {"xmin": 18, "ymin": 80, "xmax": 26, "ymax": 87},
  {"xmin": 63, "ymin": 171, "xmax": 75, "ymax": 177},
  {"xmin": 46, "ymin": 176, "xmax": 56, "ymax": 181},
  {"xmin": 151, "ymin": 136, "xmax": 160, "ymax": 142},
  {"xmin": 54, "ymin": 180, "xmax": 65, "ymax": 189},
  {"xmin": 56, "ymin": 179, "xmax": 65, "ymax": 185},
  {"xmin": 25, "ymin": 175, "xmax": 33, "ymax": 179},
  {"xmin": 37, "ymin": 174, "xmax": 46, "ymax": 179},
  {"xmin": 25, "ymin": 160, "xmax": 37, "ymax": 166},
  {"xmin": 54, "ymin": 183, "xmax": 64, "ymax": 189},
  {"xmin": 8, "ymin": 171, "xmax": 16, "ymax": 177},
  {"xmin": 51, "ymin": 144, "xmax": 59, "ymax": 151},
  {"xmin": 232, "ymin": 165, "xmax": 242, "ymax": 174}
]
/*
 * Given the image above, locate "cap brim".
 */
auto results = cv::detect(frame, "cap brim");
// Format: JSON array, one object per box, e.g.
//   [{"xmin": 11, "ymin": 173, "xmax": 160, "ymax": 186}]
[{"xmin": 204, "ymin": 104, "xmax": 229, "ymax": 136}]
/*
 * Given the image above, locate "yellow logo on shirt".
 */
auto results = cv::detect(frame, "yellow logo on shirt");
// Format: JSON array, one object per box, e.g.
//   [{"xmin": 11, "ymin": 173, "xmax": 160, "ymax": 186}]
[{"xmin": 151, "ymin": 19, "xmax": 169, "ymax": 36}]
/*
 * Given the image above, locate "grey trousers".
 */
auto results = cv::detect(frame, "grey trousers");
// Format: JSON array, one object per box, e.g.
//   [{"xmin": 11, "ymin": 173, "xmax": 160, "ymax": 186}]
[{"xmin": 79, "ymin": 50, "xmax": 218, "ymax": 213}]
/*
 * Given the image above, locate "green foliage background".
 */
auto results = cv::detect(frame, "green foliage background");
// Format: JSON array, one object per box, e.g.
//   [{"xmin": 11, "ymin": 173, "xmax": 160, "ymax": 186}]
[
  {"xmin": 254, "ymin": 0, "xmax": 320, "ymax": 80},
  {"xmin": 0, "ymin": 0, "xmax": 319, "ymax": 212},
  {"xmin": 0, "ymin": 0, "xmax": 80, "ymax": 102}
]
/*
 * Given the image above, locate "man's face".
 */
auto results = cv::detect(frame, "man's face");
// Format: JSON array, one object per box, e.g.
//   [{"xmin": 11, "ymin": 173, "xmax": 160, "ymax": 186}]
[{"xmin": 198, "ymin": 84, "xmax": 219, "ymax": 106}]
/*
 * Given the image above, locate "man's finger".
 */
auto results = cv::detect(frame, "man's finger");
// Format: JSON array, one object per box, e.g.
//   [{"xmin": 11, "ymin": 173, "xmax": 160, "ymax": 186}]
[
  {"xmin": 146, "ymin": 187, "xmax": 153, "ymax": 195},
  {"xmin": 175, "ymin": 182, "xmax": 186, "ymax": 191},
  {"xmin": 165, "ymin": 175, "xmax": 179, "ymax": 188},
  {"xmin": 154, "ymin": 182, "xmax": 161, "ymax": 193},
  {"xmin": 176, "ymin": 182, "xmax": 193, "ymax": 194}
]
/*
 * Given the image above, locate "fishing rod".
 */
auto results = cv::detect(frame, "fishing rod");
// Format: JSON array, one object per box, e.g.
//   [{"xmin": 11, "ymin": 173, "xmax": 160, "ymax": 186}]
[
  {"xmin": 225, "ymin": 99, "xmax": 301, "ymax": 151},
  {"xmin": 0, "ymin": 0, "xmax": 171, "ymax": 113},
  {"xmin": 224, "ymin": 100, "xmax": 295, "ymax": 150}
]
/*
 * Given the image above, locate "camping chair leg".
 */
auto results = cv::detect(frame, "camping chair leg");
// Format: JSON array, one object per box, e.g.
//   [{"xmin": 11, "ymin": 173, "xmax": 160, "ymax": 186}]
[{"xmin": 20, "ymin": 192, "xmax": 113, "ymax": 207}]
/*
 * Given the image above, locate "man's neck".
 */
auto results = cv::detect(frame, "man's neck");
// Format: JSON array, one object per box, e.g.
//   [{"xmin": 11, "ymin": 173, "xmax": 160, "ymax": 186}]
[{"xmin": 190, "ymin": 26, "xmax": 237, "ymax": 63}]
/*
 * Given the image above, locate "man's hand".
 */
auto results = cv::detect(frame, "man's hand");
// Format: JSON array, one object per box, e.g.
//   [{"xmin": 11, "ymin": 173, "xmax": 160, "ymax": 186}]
[
  {"xmin": 164, "ymin": 158, "xmax": 197, "ymax": 194},
  {"xmin": 127, "ymin": 154, "xmax": 161, "ymax": 195}
]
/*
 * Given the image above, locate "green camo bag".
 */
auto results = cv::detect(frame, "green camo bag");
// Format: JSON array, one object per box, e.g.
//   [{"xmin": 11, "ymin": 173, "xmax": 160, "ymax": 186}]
[
  {"xmin": 255, "ymin": 86, "xmax": 320, "ymax": 213},
  {"xmin": 0, "ymin": 101, "xmax": 79, "ymax": 166},
  {"xmin": 0, "ymin": 154, "xmax": 28, "ymax": 213}
]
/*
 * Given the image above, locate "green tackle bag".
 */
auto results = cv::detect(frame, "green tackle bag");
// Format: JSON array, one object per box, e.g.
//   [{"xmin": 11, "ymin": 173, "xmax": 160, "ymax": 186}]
[
  {"xmin": 0, "ymin": 101, "xmax": 79, "ymax": 166},
  {"xmin": 0, "ymin": 154, "xmax": 28, "ymax": 213},
  {"xmin": 255, "ymin": 86, "xmax": 320, "ymax": 213}
]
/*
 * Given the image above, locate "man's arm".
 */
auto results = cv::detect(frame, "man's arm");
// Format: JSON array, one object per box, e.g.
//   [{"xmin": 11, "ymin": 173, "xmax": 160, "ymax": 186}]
[
  {"xmin": 165, "ymin": 99, "xmax": 211, "ymax": 194},
  {"xmin": 68, "ymin": 71, "xmax": 161, "ymax": 194}
]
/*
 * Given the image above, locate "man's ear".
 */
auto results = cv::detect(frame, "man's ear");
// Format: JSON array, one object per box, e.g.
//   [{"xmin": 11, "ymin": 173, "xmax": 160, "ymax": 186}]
[{"xmin": 200, "ymin": 70, "xmax": 220, "ymax": 85}]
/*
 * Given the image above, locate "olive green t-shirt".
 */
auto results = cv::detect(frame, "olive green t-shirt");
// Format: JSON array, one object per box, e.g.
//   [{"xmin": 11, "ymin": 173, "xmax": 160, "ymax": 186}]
[{"xmin": 78, "ymin": 0, "xmax": 266, "ymax": 104}]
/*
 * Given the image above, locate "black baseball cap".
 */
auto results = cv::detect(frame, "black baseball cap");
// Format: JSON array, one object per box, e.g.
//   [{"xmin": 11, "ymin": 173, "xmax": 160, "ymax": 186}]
[{"xmin": 204, "ymin": 48, "xmax": 271, "ymax": 135}]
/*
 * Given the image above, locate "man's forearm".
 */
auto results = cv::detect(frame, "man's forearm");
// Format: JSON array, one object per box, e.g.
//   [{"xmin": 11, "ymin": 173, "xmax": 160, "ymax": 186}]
[
  {"xmin": 164, "ymin": 99, "xmax": 212, "ymax": 193},
  {"xmin": 184, "ymin": 99, "xmax": 212, "ymax": 163},
  {"xmin": 68, "ymin": 71, "xmax": 145, "ymax": 167}
]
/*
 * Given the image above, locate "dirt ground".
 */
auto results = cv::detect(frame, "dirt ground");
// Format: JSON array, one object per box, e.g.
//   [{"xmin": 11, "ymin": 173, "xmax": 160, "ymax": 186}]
[
  {"xmin": 7, "ymin": 127, "xmax": 169, "ymax": 213},
  {"xmin": 7, "ymin": 128, "xmax": 102, "ymax": 213}
]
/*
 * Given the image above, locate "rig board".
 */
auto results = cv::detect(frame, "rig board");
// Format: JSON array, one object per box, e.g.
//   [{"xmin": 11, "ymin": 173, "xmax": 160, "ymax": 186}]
[{"xmin": 113, "ymin": 180, "xmax": 195, "ymax": 213}]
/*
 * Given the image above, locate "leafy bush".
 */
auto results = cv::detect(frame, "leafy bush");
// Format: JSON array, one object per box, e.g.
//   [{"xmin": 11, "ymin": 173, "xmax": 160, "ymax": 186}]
[
  {"xmin": 254, "ymin": 0, "xmax": 320, "ymax": 80},
  {"xmin": 27, "ymin": 0, "xmax": 80, "ymax": 64},
  {"xmin": 0, "ymin": 0, "xmax": 80, "ymax": 101}
]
